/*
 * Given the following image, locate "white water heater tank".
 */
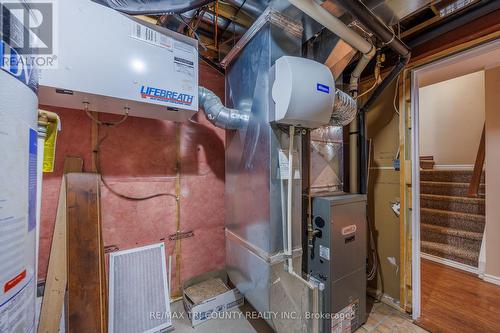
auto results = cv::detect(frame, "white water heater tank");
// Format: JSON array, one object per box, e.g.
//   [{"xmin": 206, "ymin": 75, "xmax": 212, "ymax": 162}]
[
  {"xmin": 0, "ymin": 3, "xmax": 38, "ymax": 332},
  {"xmin": 39, "ymin": 0, "xmax": 199, "ymax": 122}
]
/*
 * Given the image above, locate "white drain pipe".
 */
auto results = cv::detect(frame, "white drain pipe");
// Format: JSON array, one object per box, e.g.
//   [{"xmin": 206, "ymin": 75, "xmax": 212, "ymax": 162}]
[
  {"xmin": 288, "ymin": 0, "xmax": 376, "ymax": 94},
  {"xmin": 285, "ymin": 125, "xmax": 319, "ymax": 333}
]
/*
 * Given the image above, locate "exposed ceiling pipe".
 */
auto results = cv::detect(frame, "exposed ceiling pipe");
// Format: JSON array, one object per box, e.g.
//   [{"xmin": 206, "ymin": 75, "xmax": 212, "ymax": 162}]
[
  {"xmin": 335, "ymin": 0, "xmax": 411, "ymax": 194},
  {"xmin": 91, "ymin": 0, "xmax": 214, "ymax": 15},
  {"xmin": 288, "ymin": 0, "xmax": 373, "ymax": 54},
  {"xmin": 182, "ymin": 9, "xmax": 247, "ymax": 35},
  {"xmin": 223, "ymin": 0, "xmax": 269, "ymax": 18},
  {"xmin": 336, "ymin": 0, "xmax": 410, "ymax": 59},
  {"xmin": 287, "ymin": 0, "xmax": 376, "ymax": 95}
]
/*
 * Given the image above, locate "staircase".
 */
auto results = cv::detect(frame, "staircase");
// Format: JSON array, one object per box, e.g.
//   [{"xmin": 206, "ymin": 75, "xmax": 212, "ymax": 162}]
[{"xmin": 420, "ymin": 169, "xmax": 485, "ymax": 268}]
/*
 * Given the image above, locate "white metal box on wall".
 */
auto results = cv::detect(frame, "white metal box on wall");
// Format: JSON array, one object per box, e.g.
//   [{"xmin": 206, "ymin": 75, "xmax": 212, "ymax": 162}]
[{"xmin": 39, "ymin": 0, "xmax": 199, "ymax": 121}]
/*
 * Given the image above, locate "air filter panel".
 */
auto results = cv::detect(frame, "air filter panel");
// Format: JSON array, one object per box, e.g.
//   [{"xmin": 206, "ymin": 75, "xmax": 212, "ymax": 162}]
[{"xmin": 109, "ymin": 243, "xmax": 171, "ymax": 333}]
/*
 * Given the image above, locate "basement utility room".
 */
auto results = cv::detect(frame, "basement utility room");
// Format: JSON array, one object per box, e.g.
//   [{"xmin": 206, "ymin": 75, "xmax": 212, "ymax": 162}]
[{"xmin": 1, "ymin": 1, "xmax": 499, "ymax": 333}]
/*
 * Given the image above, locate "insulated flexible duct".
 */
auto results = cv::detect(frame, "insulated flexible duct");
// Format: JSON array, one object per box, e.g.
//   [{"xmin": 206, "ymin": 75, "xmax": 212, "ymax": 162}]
[
  {"xmin": 330, "ymin": 89, "xmax": 357, "ymax": 126},
  {"xmin": 92, "ymin": 0, "xmax": 213, "ymax": 15},
  {"xmin": 198, "ymin": 86, "xmax": 248, "ymax": 129}
]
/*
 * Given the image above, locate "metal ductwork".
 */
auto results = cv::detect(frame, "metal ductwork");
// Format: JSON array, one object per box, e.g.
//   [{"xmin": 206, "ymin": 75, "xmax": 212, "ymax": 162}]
[
  {"xmin": 181, "ymin": 9, "xmax": 248, "ymax": 35},
  {"xmin": 330, "ymin": 89, "xmax": 357, "ymax": 127},
  {"xmin": 198, "ymin": 86, "xmax": 248, "ymax": 130},
  {"xmin": 91, "ymin": 0, "xmax": 213, "ymax": 15}
]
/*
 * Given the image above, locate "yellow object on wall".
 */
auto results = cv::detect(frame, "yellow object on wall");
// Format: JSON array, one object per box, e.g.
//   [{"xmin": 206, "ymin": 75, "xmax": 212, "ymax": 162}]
[{"xmin": 43, "ymin": 118, "xmax": 59, "ymax": 172}]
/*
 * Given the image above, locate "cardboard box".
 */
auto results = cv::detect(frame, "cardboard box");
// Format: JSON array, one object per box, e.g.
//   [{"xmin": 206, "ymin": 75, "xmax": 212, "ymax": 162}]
[{"xmin": 182, "ymin": 270, "xmax": 244, "ymax": 327}]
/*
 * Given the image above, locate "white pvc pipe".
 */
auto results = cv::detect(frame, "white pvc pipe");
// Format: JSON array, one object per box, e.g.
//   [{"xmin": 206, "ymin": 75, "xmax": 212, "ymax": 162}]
[
  {"xmin": 285, "ymin": 126, "xmax": 319, "ymax": 333},
  {"xmin": 286, "ymin": 125, "xmax": 295, "ymax": 271},
  {"xmin": 288, "ymin": 0, "xmax": 376, "ymax": 94},
  {"xmin": 288, "ymin": 0, "xmax": 373, "ymax": 54},
  {"xmin": 349, "ymin": 48, "xmax": 377, "ymax": 93}
]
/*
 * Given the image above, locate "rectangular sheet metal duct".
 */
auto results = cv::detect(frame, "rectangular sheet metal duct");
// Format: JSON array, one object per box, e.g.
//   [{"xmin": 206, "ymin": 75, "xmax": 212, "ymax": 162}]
[{"xmin": 223, "ymin": 9, "xmax": 314, "ymax": 333}]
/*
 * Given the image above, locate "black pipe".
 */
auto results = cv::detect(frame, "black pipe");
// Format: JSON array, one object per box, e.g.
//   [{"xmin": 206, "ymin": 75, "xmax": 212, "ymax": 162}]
[
  {"xmin": 336, "ymin": 0, "xmax": 411, "ymax": 194},
  {"xmin": 337, "ymin": 0, "xmax": 410, "ymax": 58},
  {"xmin": 358, "ymin": 57, "xmax": 409, "ymax": 193}
]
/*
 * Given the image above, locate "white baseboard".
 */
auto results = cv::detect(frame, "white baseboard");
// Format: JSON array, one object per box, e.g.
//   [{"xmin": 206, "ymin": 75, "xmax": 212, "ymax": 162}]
[
  {"xmin": 433, "ymin": 164, "xmax": 474, "ymax": 170},
  {"xmin": 478, "ymin": 234, "xmax": 486, "ymax": 276},
  {"xmin": 482, "ymin": 274, "xmax": 500, "ymax": 286},
  {"xmin": 420, "ymin": 253, "xmax": 478, "ymax": 274}
]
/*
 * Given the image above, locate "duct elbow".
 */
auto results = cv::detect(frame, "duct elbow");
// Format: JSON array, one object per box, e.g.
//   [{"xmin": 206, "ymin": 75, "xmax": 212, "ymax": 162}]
[
  {"xmin": 330, "ymin": 89, "xmax": 358, "ymax": 126},
  {"xmin": 198, "ymin": 86, "xmax": 248, "ymax": 130},
  {"xmin": 349, "ymin": 46, "xmax": 376, "ymax": 94}
]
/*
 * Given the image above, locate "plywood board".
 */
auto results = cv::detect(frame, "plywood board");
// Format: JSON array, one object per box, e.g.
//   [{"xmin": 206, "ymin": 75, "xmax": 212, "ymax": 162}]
[{"xmin": 66, "ymin": 173, "xmax": 106, "ymax": 333}]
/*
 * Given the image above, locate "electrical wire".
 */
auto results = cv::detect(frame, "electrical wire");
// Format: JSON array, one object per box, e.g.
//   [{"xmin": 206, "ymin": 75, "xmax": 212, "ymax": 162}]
[
  {"xmin": 84, "ymin": 103, "xmax": 129, "ymax": 127},
  {"xmin": 356, "ymin": 53, "xmax": 382, "ymax": 100},
  {"xmin": 393, "ymin": 22, "xmax": 401, "ymax": 117},
  {"xmin": 393, "ymin": 75, "xmax": 400, "ymax": 116},
  {"xmin": 177, "ymin": 13, "xmax": 208, "ymax": 51},
  {"xmin": 356, "ymin": 73, "xmax": 380, "ymax": 99},
  {"xmin": 84, "ymin": 106, "xmax": 177, "ymax": 201},
  {"xmin": 366, "ymin": 139, "xmax": 379, "ymax": 281}
]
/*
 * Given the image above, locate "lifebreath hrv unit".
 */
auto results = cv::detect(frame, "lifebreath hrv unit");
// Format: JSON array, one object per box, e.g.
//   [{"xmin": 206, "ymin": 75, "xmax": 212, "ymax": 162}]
[{"xmin": 39, "ymin": 0, "xmax": 199, "ymax": 122}]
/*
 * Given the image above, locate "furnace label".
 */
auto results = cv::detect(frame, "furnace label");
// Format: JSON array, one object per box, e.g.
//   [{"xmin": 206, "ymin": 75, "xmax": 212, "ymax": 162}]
[{"xmin": 319, "ymin": 245, "xmax": 330, "ymax": 261}]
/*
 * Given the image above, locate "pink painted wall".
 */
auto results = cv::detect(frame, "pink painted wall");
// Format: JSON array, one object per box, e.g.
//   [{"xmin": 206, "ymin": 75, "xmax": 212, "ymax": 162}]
[{"xmin": 39, "ymin": 62, "xmax": 226, "ymax": 293}]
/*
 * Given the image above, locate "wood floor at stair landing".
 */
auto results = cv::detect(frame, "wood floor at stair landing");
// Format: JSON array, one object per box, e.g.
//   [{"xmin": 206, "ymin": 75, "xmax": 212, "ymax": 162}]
[{"xmin": 417, "ymin": 259, "xmax": 500, "ymax": 333}]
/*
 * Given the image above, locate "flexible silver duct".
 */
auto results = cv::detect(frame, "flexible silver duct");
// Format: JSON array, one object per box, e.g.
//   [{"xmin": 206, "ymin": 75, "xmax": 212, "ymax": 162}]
[
  {"xmin": 92, "ymin": 0, "xmax": 213, "ymax": 14},
  {"xmin": 198, "ymin": 86, "xmax": 248, "ymax": 129},
  {"xmin": 330, "ymin": 89, "xmax": 357, "ymax": 126}
]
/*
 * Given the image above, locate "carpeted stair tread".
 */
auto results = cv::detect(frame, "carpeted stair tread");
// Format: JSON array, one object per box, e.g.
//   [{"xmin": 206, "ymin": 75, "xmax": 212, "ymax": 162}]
[
  {"xmin": 420, "ymin": 194, "xmax": 485, "ymax": 215},
  {"xmin": 420, "ymin": 168, "xmax": 485, "ymax": 268},
  {"xmin": 421, "ymin": 224, "xmax": 483, "ymax": 252},
  {"xmin": 421, "ymin": 223, "xmax": 483, "ymax": 240},
  {"xmin": 421, "ymin": 208, "xmax": 485, "ymax": 232},
  {"xmin": 421, "ymin": 240, "xmax": 478, "ymax": 267},
  {"xmin": 420, "ymin": 181, "xmax": 485, "ymax": 197},
  {"xmin": 420, "ymin": 170, "xmax": 485, "ymax": 183}
]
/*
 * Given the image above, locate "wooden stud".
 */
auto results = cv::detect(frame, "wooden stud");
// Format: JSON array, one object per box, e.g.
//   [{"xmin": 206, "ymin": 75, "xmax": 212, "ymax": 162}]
[
  {"xmin": 324, "ymin": 40, "xmax": 357, "ymax": 79},
  {"xmin": 91, "ymin": 111, "xmax": 99, "ymax": 173},
  {"xmin": 38, "ymin": 157, "xmax": 83, "ymax": 333}
]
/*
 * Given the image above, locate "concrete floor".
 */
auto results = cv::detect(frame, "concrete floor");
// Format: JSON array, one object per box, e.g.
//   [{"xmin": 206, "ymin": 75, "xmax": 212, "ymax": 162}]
[
  {"xmin": 35, "ymin": 295, "xmax": 427, "ymax": 332},
  {"xmin": 169, "ymin": 297, "xmax": 428, "ymax": 333}
]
